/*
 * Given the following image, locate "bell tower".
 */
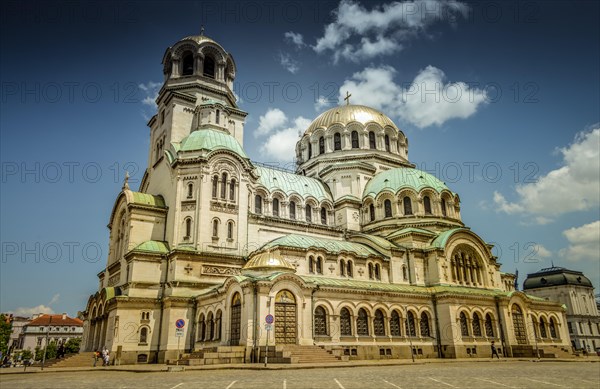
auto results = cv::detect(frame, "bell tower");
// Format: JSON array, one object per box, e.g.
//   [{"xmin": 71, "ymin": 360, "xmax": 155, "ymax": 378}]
[{"xmin": 146, "ymin": 31, "xmax": 247, "ymax": 174}]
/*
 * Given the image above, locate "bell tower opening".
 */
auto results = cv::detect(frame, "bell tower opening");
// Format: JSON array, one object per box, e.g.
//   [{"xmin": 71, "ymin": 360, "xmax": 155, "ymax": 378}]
[
  {"xmin": 203, "ymin": 55, "xmax": 215, "ymax": 78},
  {"xmin": 182, "ymin": 52, "xmax": 194, "ymax": 76}
]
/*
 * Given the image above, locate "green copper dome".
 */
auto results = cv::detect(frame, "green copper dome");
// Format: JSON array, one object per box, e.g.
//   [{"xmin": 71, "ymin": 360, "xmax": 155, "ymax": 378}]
[
  {"xmin": 179, "ymin": 129, "xmax": 248, "ymax": 158},
  {"xmin": 363, "ymin": 167, "xmax": 451, "ymax": 199}
]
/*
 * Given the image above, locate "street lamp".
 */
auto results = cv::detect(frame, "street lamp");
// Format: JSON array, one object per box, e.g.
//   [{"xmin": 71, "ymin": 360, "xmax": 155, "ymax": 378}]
[
  {"xmin": 404, "ymin": 306, "xmax": 415, "ymax": 363},
  {"xmin": 41, "ymin": 316, "xmax": 52, "ymax": 370}
]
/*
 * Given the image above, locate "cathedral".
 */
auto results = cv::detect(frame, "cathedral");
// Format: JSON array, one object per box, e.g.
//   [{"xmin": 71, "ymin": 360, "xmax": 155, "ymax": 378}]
[{"xmin": 82, "ymin": 33, "xmax": 571, "ymax": 364}]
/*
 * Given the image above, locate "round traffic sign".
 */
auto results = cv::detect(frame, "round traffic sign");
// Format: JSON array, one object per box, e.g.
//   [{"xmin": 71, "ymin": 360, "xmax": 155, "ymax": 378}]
[
  {"xmin": 175, "ymin": 319, "xmax": 185, "ymax": 329},
  {"xmin": 265, "ymin": 314, "xmax": 274, "ymax": 324}
]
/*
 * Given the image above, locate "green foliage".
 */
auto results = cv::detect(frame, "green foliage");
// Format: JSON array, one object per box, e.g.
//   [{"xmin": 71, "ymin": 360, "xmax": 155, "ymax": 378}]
[
  {"xmin": 21, "ymin": 349, "xmax": 33, "ymax": 360},
  {"xmin": 45, "ymin": 341, "xmax": 57, "ymax": 359},
  {"xmin": 64, "ymin": 338, "xmax": 81, "ymax": 354},
  {"xmin": 34, "ymin": 346, "xmax": 43, "ymax": 361},
  {"xmin": 0, "ymin": 314, "xmax": 11, "ymax": 355}
]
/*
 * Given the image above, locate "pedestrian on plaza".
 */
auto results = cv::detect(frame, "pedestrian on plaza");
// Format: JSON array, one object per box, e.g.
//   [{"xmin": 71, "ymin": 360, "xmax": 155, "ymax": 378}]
[
  {"xmin": 491, "ymin": 341, "xmax": 500, "ymax": 359},
  {"xmin": 93, "ymin": 350, "xmax": 99, "ymax": 367},
  {"xmin": 102, "ymin": 347, "xmax": 110, "ymax": 366}
]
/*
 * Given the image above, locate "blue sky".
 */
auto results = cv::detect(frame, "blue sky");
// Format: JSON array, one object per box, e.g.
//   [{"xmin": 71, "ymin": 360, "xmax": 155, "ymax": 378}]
[{"xmin": 1, "ymin": 0, "xmax": 599, "ymax": 316}]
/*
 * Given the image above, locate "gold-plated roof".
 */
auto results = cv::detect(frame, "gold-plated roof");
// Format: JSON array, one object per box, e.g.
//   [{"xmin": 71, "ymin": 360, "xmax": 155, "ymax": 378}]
[
  {"xmin": 306, "ymin": 104, "xmax": 398, "ymax": 134},
  {"xmin": 243, "ymin": 251, "xmax": 295, "ymax": 273}
]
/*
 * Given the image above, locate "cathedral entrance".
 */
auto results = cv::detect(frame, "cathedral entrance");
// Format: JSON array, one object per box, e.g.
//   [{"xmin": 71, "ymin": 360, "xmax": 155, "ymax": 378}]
[
  {"xmin": 274, "ymin": 290, "xmax": 297, "ymax": 344},
  {"xmin": 512, "ymin": 304, "xmax": 527, "ymax": 344},
  {"xmin": 230, "ymin": 293, "xmax": 241, "ymax": 346}
]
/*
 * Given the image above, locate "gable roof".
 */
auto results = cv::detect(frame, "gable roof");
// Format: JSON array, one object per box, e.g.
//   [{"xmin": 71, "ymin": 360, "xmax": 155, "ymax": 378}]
[{"xmin": 27, "ymin": 314, "xmax": 83, "ymax": 327}]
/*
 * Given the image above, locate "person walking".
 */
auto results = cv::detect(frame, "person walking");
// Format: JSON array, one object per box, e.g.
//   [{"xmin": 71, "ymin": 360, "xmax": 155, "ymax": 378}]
[
  {"xmin": 491, "ymin": 341, "xmax": 500, "ymax": 359},
  {"xmin": 93, "ymin": 350, "xmax": 99, "ymax": 367}
]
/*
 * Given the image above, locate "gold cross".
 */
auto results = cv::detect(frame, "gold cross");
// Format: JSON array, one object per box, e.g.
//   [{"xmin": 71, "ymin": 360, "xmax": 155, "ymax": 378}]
[
  {"xmin": 344, "ymin": 91, "xmax": 352, "ymax": 105},
  {"xmin": 200, "ymin": 25, "xmax": 205, "ymax": 35}
]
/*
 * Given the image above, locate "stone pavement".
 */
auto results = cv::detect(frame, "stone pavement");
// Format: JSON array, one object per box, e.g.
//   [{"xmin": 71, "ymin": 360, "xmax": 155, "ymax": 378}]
[{"xmin": 0, "ymin": 356, "xmax": 598, "ymax": 375}]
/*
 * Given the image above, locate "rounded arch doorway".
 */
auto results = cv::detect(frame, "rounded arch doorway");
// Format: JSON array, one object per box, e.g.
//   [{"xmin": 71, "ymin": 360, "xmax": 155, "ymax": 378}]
[{"xmin": 274, "ymin": 290, "xmax": 297, "ymax": 344}]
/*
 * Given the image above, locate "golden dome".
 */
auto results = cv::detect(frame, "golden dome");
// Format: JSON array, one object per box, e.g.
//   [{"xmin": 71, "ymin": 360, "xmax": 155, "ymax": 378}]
[
  {"xmin": 179, "ymin": 34, "xmax": 218, "ymax": 46},
  {"xmin": 243, "ymin": 251, "xmax": 295, "ymax": 273},
  {"xmin": 306, "ymin": 104, "xmax": 398, "ymax": 134}
]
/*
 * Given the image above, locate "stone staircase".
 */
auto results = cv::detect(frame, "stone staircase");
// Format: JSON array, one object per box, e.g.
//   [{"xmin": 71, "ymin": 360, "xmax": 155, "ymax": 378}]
[
  {"xmin": 44, "ymin": 352, "xmax": 95, "ymax": 368},
  {"xmin": 511, "ymin": 345, "xmax": 573, "ymax": 358},
  {"xmin": 170, "ymin": 346, "xmax": 246, "ymax": 366},
  {"xmin": 282, "ymin": 345, "xmax": 342, "ymax": 364}
]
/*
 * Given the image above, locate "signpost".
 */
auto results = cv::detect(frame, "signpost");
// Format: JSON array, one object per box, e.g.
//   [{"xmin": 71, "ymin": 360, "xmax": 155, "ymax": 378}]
[
  {"xmin": 264, "ymin": 310, "xmax": 274, "ymax": 366},
  {"xmin": 175, "ymin": 319, "xmax": 185, "ymax": 365}
]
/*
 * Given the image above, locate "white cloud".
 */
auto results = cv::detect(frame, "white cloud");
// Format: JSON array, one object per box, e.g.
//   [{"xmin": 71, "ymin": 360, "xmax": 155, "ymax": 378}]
[
  {"xmin": 314, "ymin": 95, "xmax": 332, "ymax": 112},
  {"xmin": 494, "ymin": 128, "xmax": 600, "ymax": 218},
  {"xmin": 11, "ymin": 305, "xmax": 54, "ymax": 317},
  {"xmin": 259, "ymin": 115, "xmax": 311, "ymax": 163},
  {"xmin": 533, "ymin": 244, "xmax": 552, "ymax": 258},
  {"xmin": 284, "ymin": 31, "xmax": 305, "ymax": 48},
  {"xmin": 254, "ymin": 108, "xmax": 288, "ymax": 137},
  {"xmin": 338, "ymin": 65, "xmax": 487, "ymax": 128},
  {"xmin": 138, "ymin": 81, "xmax": 161, "ymax": 107},
  {"xmin": 559, "ymin": 220, "xmax": 600, "ymax": 262},
  {"xmin": 278, "ymin": 52, "xmax": 300, "ymax": 74},
  {"xmin": 48, "ymin": 293, "xmax": 60, "ymax": 305},
  {"xmin": 313, "ymin": 0, "xmax": 469, "ymax": 62}
]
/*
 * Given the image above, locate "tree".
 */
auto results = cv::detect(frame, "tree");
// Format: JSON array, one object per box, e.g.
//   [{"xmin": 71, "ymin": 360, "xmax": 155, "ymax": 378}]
[
  {"xmin": 64, "ymin": 338, "xmax": 81, "ymax": 354},
  {"xmin": 0, "ymin": 314, "xmax": 11, "ymax": 356},
  {"xmin": 45, "ymin": 341, "xmax": 57, "ymax": 359},
  {"xmin": 21, "ymin": 349, "xmax": 33, "ymax": 360}
]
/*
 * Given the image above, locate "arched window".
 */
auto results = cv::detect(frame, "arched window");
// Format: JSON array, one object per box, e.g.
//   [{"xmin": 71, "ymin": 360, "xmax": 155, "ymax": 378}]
[
  {"xmin": 272, "ymin": 198, "xmax": 280, "ymax": 217},
  {"xmin": 305, "ymin": 205, "xmax": 312, "ymax": 222},
  {"xmin": 512, "ymin": 304, "xmax": 527, "ymax": 344},
  {"xmin": 207, "ymin": 312, "xmax": 214, "ymax": 340},
  {"xmin": 215, "ymin": 310, "xmax": 222, "ymax": 340},
  {"xmin": 220, "ymin": 173, "xmax": 227, "ymax": 199},
  {"xmin": 420, "ymin": 312, "xmax": 430, "ymax": 337},
  {"xmin": 212, "ymin": 219, "xmax": 219, "ymax": 237},
  {"xmin": 374, "ymin": 264, "xmax": 381, "ymax": 280},
  {"xmin": 347, "ymin": 261, "xmax": 353, "ymax": 277},
  {"xmin": 403, "ymin": 197, "xmax": 413, "ymax": 215},
  {"xmin": 351, "ymin": 131, "xmax": 359, "ymax": 148},
  {"xmin": 441, "ymin": 198, "xmax": 447, "ymax": 217},
  {"xmin": 198, "ymin": 314, "xmax": 206, "ymax": 341},
  {"xmin": 308, "ymin": 143, "xmax": 312, "ymax": 158},
  {"xmin": 230, "ymin": 293, "xmax": 241, "ymax": 345},
  {"xmin": 460, "ymin": 312, "xmax": 469, "ymax": 337},
  {"xmin": 390, "ymin": 311, "xmax": 401, "ymax": 336},
  {"xmin": 203, "ymin": 55, "xmax": 215, "ymax": 78},
  {"xmin": 340, "ymin": 308, "xmax": 352, "ymax": 336},
  {"xmin": 374, "ymin": 309, "xmax": 385, "ymax": 336},
  {"xmin": 472, "ymin": 313, "xmax": 482, "ymax": 337},
  {"xmin": 368, "ymin": 263, "xmax": 374, "ymax": 279},
  {"xmin": 215, "ymin": 109, "xmax": 220, "ymax": 124},
  {"xmin": 314, "ymin": 306, "xmax": 327, "ymax": 336},
  {"xmin": 549, "ymin": 318, "xmax": 558, "ymax": 339},
  {"xmin": 402, "ymin": 266, "xmax": 408, "ymax": 281},
  {"xmin": 384, "ymin": 199, "xmax": 392, "ymax": 218},
  {"xmin": 485, "ymin": 314, "xmax": 494, "ymax": 337},
  {"xmin": 369, "ymin": 203, "xmax": 375, "ymax": 221},
  {"xmin": 289, "ymin": 201, "xmax": 296, "ymax": 220},
  {"xmin": 255, "ymin": 195, "xmax": 263, "ymax": 214},
  {"xmin": 139, "ymin": 327, "xmax": 148, "ymax": 343},
  {"xmin": 539, "ymin": 318, "xmax": 547, "ymax": 338},
  {"xmin": 187, "ymin": 183, "xmax": 193, "ymax": 198},
  {"xmin": 319, "ymin": 136, "xmax": 325, "ymax": 154},
  {"xmin": 212, "ymin": 176, "xmax": 219, "ymax": 198},
  {"xmin": 182, "ymin": 52, "xmax": 194, "ymax": 76},
  {"xmin": 423, "ymin": 196, "xmax": 432, "ymax": 214},
  {"xmin": 406, "ymin": 311, "xmax": 416, "ymax": 337},
  {"xmin": 185, "ymin": 218, "xmax": 192, "ymax": 238},
  {"xmin": 334, "ymin": 133, "xmax": 341, "ymax": 150},
  {"xmin": 309, "ymin": 256, "xmax": 315, "ymax": 273},
  {"xmin": 320, "ymin": 207, "xmax": 327, "ymax": 225},
  {"xmin": 357, "ymin": 308, "xmax": 369, "ymax": 336},
  {"xmin": 316, "ymin": 257, "xmax": 323, "ymax": 274},
  {"xmin": 368, "ymin": 131, "xmax": 376, "ymax": 149},
  {"xmin": 227, "ymin": 221, "xmax": 234, "ymax": 240},
  {"xmin": 229, "ymin": 179, "xmax": 236, "ymax": 200},
  {"xmin": 384, "ymin": 134, "xmax": 390, "ymax": 152},
  {"xmin": 340, "ymin": 260, "xmax": 346, "ymax": 276}
]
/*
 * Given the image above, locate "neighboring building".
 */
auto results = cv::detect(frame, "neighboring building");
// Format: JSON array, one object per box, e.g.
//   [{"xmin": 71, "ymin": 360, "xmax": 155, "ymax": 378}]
[
  {"xmin": 524, "ymin": 267, "xmax": 600, "ymax": 352},
  {"xmin": 82, "ymin": 32, "xmax": 571, "ymax": 364},
  {"xmin": 6, "ymin": 314, "xmax": 30, "ymax": 352},
  {"xmin": 20, "ymin": 314, "xmax": 83, "ymax": 351}
]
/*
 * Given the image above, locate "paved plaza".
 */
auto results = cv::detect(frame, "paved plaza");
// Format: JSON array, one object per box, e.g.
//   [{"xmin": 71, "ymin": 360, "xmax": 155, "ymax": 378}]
[{"xmin": 1, "ymin": 361, "xmax": 599, "ymax": 389}]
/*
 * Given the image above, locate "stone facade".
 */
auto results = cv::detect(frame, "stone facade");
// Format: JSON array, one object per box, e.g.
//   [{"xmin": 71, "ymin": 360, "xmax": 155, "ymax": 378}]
[{"xmin": 82, "ymin": 33, "xmax": 571, "ymax": 364}]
